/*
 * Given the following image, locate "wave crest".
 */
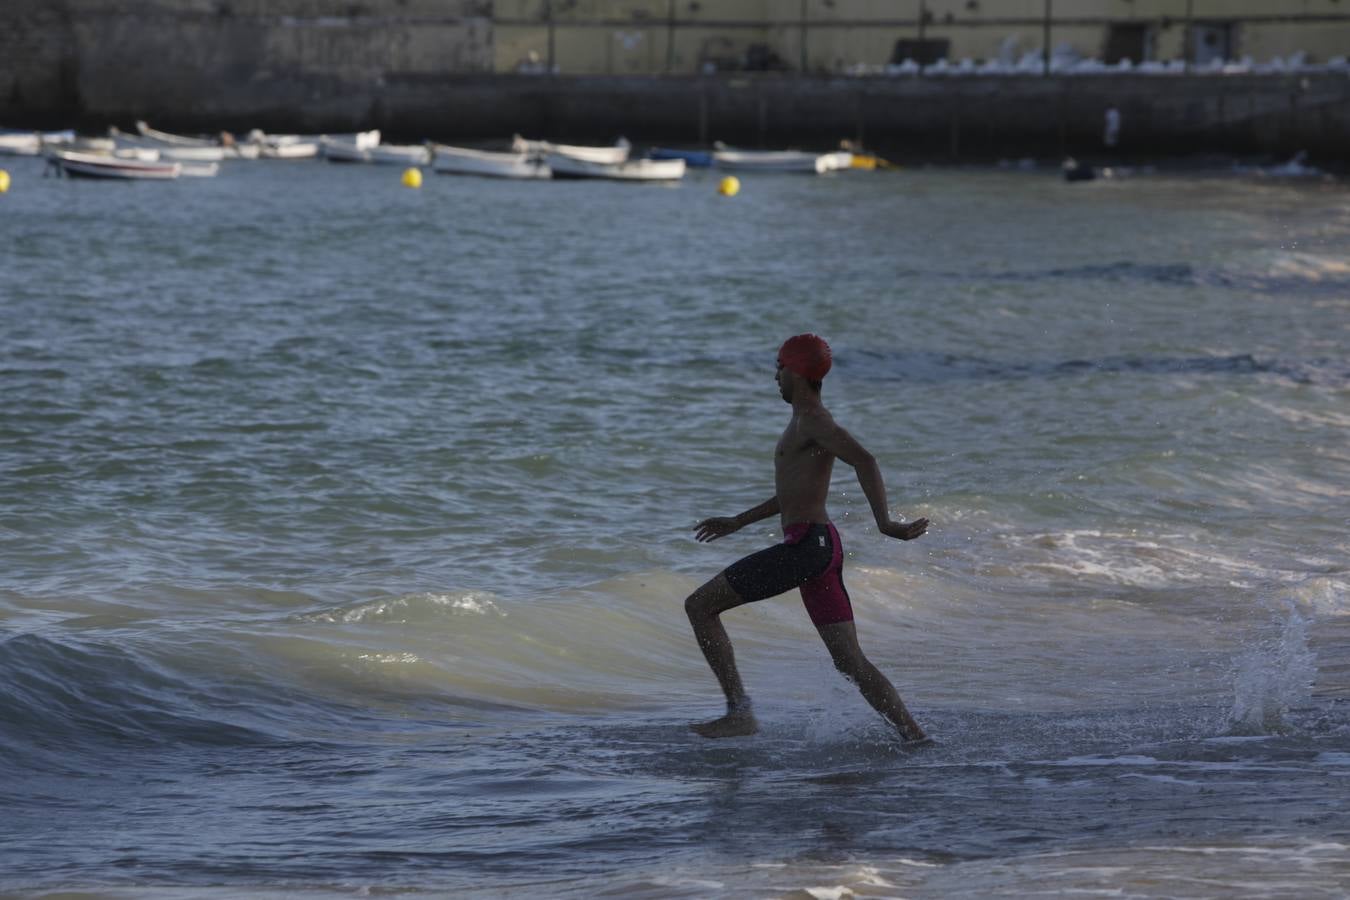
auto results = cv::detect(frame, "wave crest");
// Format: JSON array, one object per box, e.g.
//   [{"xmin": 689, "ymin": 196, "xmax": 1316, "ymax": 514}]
[{"xmin": 294, "ymin": 591, "xmax": 505, "ymax": 625}]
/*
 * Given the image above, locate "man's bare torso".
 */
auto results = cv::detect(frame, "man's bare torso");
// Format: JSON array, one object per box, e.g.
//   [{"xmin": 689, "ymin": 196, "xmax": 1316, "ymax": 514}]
[{"xmin": 774, "ymin": 407, "xmax": 836, "ymax": 528}]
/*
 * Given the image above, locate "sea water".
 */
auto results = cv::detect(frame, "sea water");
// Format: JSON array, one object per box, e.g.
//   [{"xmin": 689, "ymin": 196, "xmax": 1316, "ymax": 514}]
[{"xmin": 1, "ymin": 158, "xmax": 1347, "ymax": 897}]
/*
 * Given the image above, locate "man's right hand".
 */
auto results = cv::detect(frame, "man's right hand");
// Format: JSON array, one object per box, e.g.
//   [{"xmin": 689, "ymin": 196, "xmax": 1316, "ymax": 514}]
[{"xmin": 694, "ymin": 517, "xmax": 742, "ymax": 543}]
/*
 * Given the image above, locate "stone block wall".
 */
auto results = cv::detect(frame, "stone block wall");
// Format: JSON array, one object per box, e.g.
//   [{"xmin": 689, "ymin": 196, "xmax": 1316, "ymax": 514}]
[
  {"xmin": 3, "ymin": 3, "xmax": 1348, "ymax": 160},
  {"xmin": 2, "ymin": 2, "xmax": 77, "ymax": 125},
  {"xmin": 3, "ymin": 0, "xmax": 493, "ymax": 132}
]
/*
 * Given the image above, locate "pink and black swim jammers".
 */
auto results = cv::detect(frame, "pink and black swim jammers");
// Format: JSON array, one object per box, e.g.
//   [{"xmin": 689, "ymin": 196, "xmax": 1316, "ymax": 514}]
[{"xmin": 722, "ymin": 522, "xmax": 854, "ymax": 627}]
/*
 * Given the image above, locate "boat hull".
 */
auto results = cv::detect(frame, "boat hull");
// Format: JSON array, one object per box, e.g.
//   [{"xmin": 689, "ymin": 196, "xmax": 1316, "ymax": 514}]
[
  {"xmin": 322, "ymin": 138, "xmax": 430, "ymax": 166},
  {"xmin": 714, "ymin": 150, "xmax": 843, "ymax": 174},
  {"xmin": 258, "ymin": 141, "xmax": 319, "ymax": 159},
  {"xmin": 540, "ymin": 140, "xmax": 630, "ymax": 165},
  {"xmin": 111, "ymin": 127, "xmax": 227, "ymax": 161},
  {"xmin": 0, "ymin": 133, "xmax": 41, "ymax": 156},
  {"xmin": 179, "ymin": 162, "xmax": 220, "ymax": 178},
  {"xmin": 547, "ymin": 153, "xmax": 685, "ymax": 181},
  {"xmin": 134, "ymin": 120, "xmax": 244, "ymax": 161},
  {"xmin": 431, "ymin": 144, "xmax": 550, "ymax": 179},
  {"xmin": 51, "ymin": 150, "xmax": 182, "ymax": 180}
]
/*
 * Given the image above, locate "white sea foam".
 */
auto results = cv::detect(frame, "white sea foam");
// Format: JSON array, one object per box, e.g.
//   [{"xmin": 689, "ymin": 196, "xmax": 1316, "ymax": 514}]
[
  {"xmin": 354, "ymin": 652, "xmax": 421, "ymax": 664},
  {"xmin": 1265, "ymin": 251, "xmax": 1350, "ymax": 281},
  {"xmin": 978, "ymin": 527, "xmax": 1285, "ymax": 594},
  {"xmin": 800, "ymin": 887, "xmax": 853, "ymax": 900},
  {"xmin": 297, "ymin": 591, "xmax": 505, "ymax": 625},
  {"xmin": 1288, "ymin": 574, "xmax": 1349, "ymax": 616}
]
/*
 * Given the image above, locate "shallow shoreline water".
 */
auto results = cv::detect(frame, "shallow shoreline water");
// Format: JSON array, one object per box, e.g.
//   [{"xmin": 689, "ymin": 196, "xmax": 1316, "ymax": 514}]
[{"xmin": 2, "ymin": 157, "xmax": 1347, "ymax": 896}]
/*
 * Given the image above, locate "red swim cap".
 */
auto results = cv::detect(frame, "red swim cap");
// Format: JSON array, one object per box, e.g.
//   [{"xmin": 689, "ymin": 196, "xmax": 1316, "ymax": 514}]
[{"xmin": 777, "ymin": 333, "xmax": 832, "ymax": 381}]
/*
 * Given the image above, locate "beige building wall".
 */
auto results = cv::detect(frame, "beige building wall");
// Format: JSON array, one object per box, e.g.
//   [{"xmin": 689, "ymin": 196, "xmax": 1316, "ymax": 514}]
[{"xmin": 493, "ymin": 0, "xmax": 1350, "ymax": 74}]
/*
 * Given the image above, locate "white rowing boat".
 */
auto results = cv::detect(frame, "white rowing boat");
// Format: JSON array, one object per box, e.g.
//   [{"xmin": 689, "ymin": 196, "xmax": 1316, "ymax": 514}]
[
  {"xmin": 430, "ymin": 143, "xmax": 551, "ymax": 179},
  {"xmin": 546, "ymin": 152, "xmax": 685, "ymax": 182},
  {"xmin": 259, "ymin": 139, "xmax": 318, "ymax": 159},
  {"xmin": 134, "ymin": 120, "xmax": 217, "ymax": 147},
  {"xmin": 532, "ymin": 138, "xmax": 631, "ymax": 165},
  {"xmin": 713, "ymin": 146, "xmax": 848, "ymax": 174},
  {"xmin": 47, "ymin": 149, "xmax": 182, "ymax": 180},
  {"xmin": 0, "ymin": 129, "xmax": 79, "ymax": 156},
  {"xmin": 249, "ymin": 131, "xmax": 321, "ymax": 159},
  {"xmin": 109, "ymin": 128, "xmax": 227, "ymax": 162},
  {"xmin": 0, "ymin": 131, "xmax": 41, "ymax": 156},
  {"xmin": 321, "ymin": 136, "xmax": 430, "ymax": 165},
  {"xmin": 179, "ymin": 162, "xmax": 220, "ymax": 177},
  {"xmin": 245, "ymin": 128, "xmax": 379, "ymax": 160}
]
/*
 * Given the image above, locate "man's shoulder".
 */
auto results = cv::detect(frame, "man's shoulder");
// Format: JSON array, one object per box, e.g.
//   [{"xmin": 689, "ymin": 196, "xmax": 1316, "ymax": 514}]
[
  {"xmin": 797, "ymin": 404, "xmax": 842, "ymax": 438},
  {"xmin": 801, "ymin": 402, "xmax": 838, "ymax": 426}
]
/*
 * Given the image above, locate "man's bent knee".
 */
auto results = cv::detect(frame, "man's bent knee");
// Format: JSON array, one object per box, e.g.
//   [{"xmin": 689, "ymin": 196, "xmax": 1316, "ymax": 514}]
[
  {"xmin": 684, "ymin": 591, "xmax": 709, "ymax": 622},
  {"xmin": 685, "ymin": 575, "xmax": 741, "ymax": 622}
]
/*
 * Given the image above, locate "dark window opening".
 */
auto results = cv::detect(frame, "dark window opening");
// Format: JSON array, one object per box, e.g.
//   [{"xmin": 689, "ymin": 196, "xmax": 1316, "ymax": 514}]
[
  {"xmin": 1103, "ymin": 23, "xmax": 1151, "ymax": 65},
  {"xmin": 744, "ymin": 44, "xmax": 789, "ymax": 71},
  {"xmin": 891, "ymin": 38, "xmax": 950, "ymax": 66}
]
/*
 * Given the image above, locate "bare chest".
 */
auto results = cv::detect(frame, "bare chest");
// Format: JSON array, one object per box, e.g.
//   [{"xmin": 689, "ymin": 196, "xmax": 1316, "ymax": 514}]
[{"xmin": 775, "ymin": 424, "xmax": 830, "ymax": 472}]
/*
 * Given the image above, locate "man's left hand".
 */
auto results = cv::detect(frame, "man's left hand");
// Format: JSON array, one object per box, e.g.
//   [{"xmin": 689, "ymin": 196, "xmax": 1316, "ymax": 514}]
[{"xmin": 880, "ymin": 518, "xmax": 928, "ymax": 541}]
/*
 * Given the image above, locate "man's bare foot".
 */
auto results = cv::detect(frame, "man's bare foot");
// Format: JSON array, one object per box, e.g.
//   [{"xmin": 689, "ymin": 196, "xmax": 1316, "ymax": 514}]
[{"xmin": 690, "ymin": 707, "xmax": 758, "ymax": 738}]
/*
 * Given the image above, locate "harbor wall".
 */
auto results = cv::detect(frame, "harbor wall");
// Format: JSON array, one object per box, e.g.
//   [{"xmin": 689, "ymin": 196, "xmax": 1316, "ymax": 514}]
[
  {"xmin": 345, "ymin": 72, "xmax": 1350, "ymax": 162},
  {"xmin": 4, "ymin": 1, "xmax": 1349, "ymax": 160},
  {"xmin": 2, "ymin": 0, "xmax": 495, "ymax": 132}
]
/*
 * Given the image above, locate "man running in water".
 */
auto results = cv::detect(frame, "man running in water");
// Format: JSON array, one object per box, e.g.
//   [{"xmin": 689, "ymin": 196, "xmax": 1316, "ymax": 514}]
[{"xmin": 685, "ymin": 334, "xmax": 930, "ymax": 742}]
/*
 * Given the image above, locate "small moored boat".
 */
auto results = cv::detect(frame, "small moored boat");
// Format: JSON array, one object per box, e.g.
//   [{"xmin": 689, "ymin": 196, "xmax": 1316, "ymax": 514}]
[
  {"xmin": 135, "ymin": 120, "xmax": 259, "ymax": 159},
  {"xmin": 253, "ymin": 133, "xmax": 321, "ymax": 159},
  {"xmin": 0, "ymin": 130, "xmax": 42, "ymax": 156},
  {"xmin": 47, "ymin": 149, "xmax": 182, "ymax": 180},
  {"xmin": 430, "ymin": 143, "xmax": 550, "ymax": 179},
  {"xmin": 547, "ymin": 152, "xmax": 685, "ymax": 182},
  {"xmin": 246, "ymin": 129, "xmax": 378, "ymax": 160},
  {"xmin": 535, "ymin": 138, "xmax": 631, "ymax": 165},
  {"xmin": 322, "ymin": 136, "xmax": 430, "ymax": 166},
  {"xmin": 713, "ymin": 145, "xmax": 844, "ymax": 174},
  {"xmin": 137, "ymin": 121, "xmax": 257, "ymax": 159},
  {"xmin": 0, "ymin": 129, "xmax": 75, "ymax": 155},
  {"xmin": 110, "ymin": 127, "xmax": 227, "ymax": 162}
]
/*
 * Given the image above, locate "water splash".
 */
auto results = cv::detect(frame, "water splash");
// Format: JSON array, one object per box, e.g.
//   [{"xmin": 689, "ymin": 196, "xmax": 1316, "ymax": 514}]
[{"xmin": 1227, "ymin": 600, "xmax": 1317, "ymax": 734}]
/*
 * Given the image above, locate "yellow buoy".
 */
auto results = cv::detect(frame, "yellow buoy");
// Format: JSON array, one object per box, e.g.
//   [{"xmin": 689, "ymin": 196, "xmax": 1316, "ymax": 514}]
[
  {"xmin": 0, "ymin": 170, "xmax": 10, "ymax": 194},
  {"xmin": 717, "ymin": 175, "xmax": 740, "ymax": 197},
  {"xmin": 401, "ymin": 167, "xmax": 423, "ymax": 189}
]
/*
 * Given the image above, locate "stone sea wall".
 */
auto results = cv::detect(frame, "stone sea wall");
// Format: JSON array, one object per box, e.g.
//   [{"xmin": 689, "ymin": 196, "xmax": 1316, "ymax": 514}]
[
  {"xmin": 4, "ymin": 1, "xmax": 1349, "ymax": 160},
  {"xmin": 3, "ymin": 0, "xmax": 493, "ymax": 131}
]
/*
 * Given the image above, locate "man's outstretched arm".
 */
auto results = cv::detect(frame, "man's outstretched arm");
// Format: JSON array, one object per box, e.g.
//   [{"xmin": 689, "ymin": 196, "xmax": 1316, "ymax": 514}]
[
  {"xmin": 809, "ymin": 418, "xmax": 928, "ymax": 541},
  {"xmin": 694, "ymin": 496, "xmax": 780, "ymax": 542}
]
